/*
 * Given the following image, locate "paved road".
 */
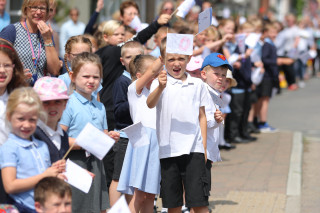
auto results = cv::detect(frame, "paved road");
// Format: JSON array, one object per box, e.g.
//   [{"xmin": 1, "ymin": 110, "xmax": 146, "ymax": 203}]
[
  {"xmin": 155, "ymin": 78, "xmax": 320, "ymax": 212},
  {"xmin": 209, "ymin": 77, "xmax": 320, "ymax": 213},
  {"xmin": 268, "ymin": 77, "xmax": 320, "ymax": 138}
]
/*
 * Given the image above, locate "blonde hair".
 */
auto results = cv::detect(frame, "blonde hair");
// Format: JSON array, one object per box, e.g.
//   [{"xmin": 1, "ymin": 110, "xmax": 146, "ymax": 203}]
[
  {"xmin": 121, "ymin": 41, "xmax": 144, "ymax": 57},
  {"xmin": 21, "ymin": 0, "xmax": 49, "ymax": 17},
  {"xmin": 103, "ymin": 20, "xmax": 123, "ymax": 36},
  {"xmin": 218, "ymin": 19, "xmax": 236, "ymax": 36},
  {"xmin": 160, "ymin": 37, "xmax": 167, "ymax": 58},
  {"xmin": 94, "ymin": 21, "xmax": 108, "ymax": 48},
  {"xmin": 6, "ymin": 87, "xmax": 46, "ymax": 122},
  {"xmin": 64, "ymin": 35, "xmax": 92, "ymax": 73},
  {"xmin": 206, "ymin": 26, "xmax": 220, "ymax": 41},
  {"xmin": 83, "ymin": 34, "xmax": 98, "ymax": 52},
  {"xmin": 70, "ymin": 52, "xmax": 102, "ymax": 91}
]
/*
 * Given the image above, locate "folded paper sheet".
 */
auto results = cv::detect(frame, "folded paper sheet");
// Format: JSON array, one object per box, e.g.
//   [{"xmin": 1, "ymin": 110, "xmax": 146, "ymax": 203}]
[
  {"xmin": 176, "ymin": 0, "xmax": 196, "ymax": 18},
  {"xmin": 166, "ymin": 33, "xmax": 194, "ymax": 55},
  {"xmin": 76, "ymin": 122, "xmax": 115, "ymax": 160},
  {"xmin": 122, "ymin": 122, "xmax": 150, "ymax": 148},
  {"xmin": 65, "ymin": 159, "xmax": 93, "ymax": 193},
  {"xmin": 108, "ymin": 195, "xmax": 131, "ymax": 213},
  {"xmin": 198, "ymin": 7, "xmax": 212, "ymax": 34}
]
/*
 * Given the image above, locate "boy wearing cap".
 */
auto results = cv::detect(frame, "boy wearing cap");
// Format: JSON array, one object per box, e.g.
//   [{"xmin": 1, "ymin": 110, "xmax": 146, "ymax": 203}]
[
  {"xmin": 33, "ymin": 77, "xmax": 70, "ymax": 164},
  {"xmin": 200, "ymin": 53, "xmax": 233, "ymax": 194},
  {"xmin": 147, "ymin": 38, "xmax": 209, "ymax": 212}
]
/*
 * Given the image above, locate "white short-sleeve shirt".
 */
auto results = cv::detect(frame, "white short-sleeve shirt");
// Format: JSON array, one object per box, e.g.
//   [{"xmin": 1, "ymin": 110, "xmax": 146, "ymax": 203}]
[
  {"xmin": 0, "ymin": 91, "xmax": 9, "ymax": 145},
  {"xmin": 150, "ymin": 73, "xmax": 209, "ymax": 159},
  {"xmin": 204, "ymin": 85, "xmax": 221, "ymax": 162},
  {"xmin": 128, "ymin": 80, "xmax": 156, "ymax": 129}
]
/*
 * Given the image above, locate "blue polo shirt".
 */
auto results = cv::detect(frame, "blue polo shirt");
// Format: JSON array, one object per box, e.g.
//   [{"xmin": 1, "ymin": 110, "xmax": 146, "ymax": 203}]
[
  {"xmin": 0, "ymin": 12, "xmax": 10, "ymax": 32},
  {"xmin": 0, "ymin": 134, "xmax": 50, "ymax": 210},
  {"xmin": 60, "ymin": 91, "xmax": 108, "ymax": 138}
]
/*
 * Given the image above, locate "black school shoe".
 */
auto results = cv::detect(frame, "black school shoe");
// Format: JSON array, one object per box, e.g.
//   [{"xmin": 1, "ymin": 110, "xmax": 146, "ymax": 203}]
[
  {"xmin": 229, "ymin": 136, "xmax": 251, "ymax": 143},
  {"xmin": 241, "ymin": 134, "xmax": 257, "ymax": 142},
  {"xmin": 219, "ymin": 143, "xmax": 236, "ymax": 150},
  {"xmin": 248, "ymin": 122, "xmax": 261, "ymax": 134}
]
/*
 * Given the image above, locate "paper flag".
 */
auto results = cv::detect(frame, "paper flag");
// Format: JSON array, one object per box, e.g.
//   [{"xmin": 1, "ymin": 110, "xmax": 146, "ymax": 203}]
[
  {"xmin": 108, "ymin": 195, "xmax": 131, "ymax": 213},
  {"xmin": 198, "ymin": 7, "xmax": 212, "ymax": 34},
  {"xmin": 122, "ymin": 122, "xmax": 150, "ymax": 148},
  {"xmin": 166, "ymin": 33, "xmax": 193, "ymax": 55},
  {"xmin": 76, "ymin": 122, "xmax": 115, "ymax": 160},
  {"xmin": 176, "ymin": 0, "xmax": 195, "ymax": 18},
  {"xmin": 129, "ymin": 16, "xmax": 143, "ymax": 33},
  {"xmin": 64, "ymin": 159, "xmax": 93, "ymax": 193}
]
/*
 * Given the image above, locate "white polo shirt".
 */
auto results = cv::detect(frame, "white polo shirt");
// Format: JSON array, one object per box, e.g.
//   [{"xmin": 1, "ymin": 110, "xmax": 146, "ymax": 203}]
[
  {"xmin": 150, "ymin": 73, "xmax": 209, "ymax": 159},
  {"xmin": 37, "ymin": 120, "xmax": 64, "ymax": 150},
  {"xmin": 0, "ymin": 90, "xmax": 9, "ymax": 145},
  {"xmin": 204, "ymin": 84, "xmax": 221, "ymax": 162},
  {"xmin": 128, "ymin": 80, "xmax": 156, "ymax": 129}
]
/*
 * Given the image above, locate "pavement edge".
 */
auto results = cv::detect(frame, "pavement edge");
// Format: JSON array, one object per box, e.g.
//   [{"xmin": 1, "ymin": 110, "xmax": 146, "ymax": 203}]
[{"xmin": 285, "ymin": 131, "xmax": 302, "ymax": 213}]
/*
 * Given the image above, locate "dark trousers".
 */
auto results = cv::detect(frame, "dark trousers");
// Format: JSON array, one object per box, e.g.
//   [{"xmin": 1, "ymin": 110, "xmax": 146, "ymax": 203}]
[
  {"xmin": 278, "ymin": 58, "xmax": 296, "ymax": 86},
  {"xmin": 0, "ymin": 169, "xmax": 8, "ymax": 203},
  {"xmin": 225, "ymin": 90, "xmax": 251, "ymax": 139}
]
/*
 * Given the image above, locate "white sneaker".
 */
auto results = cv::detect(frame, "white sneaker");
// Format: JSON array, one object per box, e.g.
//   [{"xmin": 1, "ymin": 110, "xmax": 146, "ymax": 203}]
[
  {"xmin": 298, "ymin": 81, "xmax": 305, "ymax": 88},
  {"xmin": 161, "ymin": 208, "xmax": 168, "ymax": 213}
]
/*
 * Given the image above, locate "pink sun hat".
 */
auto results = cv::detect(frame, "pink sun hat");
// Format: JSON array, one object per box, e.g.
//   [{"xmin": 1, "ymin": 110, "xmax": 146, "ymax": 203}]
[
  {"xmin": 186, "ymin": 56, "xmax": 204, "ymax": 71},
  {"xmin": 33, "ymin": 77, "xmax": 69, "ymax": 101}
]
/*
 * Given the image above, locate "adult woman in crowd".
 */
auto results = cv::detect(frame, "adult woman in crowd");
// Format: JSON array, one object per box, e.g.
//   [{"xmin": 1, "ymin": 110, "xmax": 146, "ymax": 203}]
[
  {"xmin": 0, "ymin": 0, "xmax": 60, "ymax": 85},
  {"xmin": 119, "ymin": 0, "xmax": 140, "ymax": 27}
]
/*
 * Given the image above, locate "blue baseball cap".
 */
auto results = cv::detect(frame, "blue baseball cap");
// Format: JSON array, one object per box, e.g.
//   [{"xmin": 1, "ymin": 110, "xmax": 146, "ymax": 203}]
[{"xmin": 200, "ymin": 53, "xmax": 233, "ymax": 71}]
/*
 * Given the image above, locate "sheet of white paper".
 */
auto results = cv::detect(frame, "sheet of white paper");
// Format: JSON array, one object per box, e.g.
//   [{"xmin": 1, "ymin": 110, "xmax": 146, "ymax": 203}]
[
  {"xmin": 223, "ymin": 7, "xmax": 231, "ymax": 18},
  {"xmin": 108, "ymin": 195, "xmax": 131, "ymax": 213},
  {"xmin": 251, "ymin": 67, "xmax": 264, "ymax": 85},
  {"xmin": 129, "ymin": 16, "xmax": 143, "ymax": 32},
  {"xmin": 166, "ymin": 33, "xmax": 193, "ymax": 55},
  {"xmin": 64, "ymin": 159, "xmax": 92, "ymax": 193},
  {"xmin": 198, "ymin": 7, "xmax": 212, "ymax": 34},
  {"xmin": 76, "ymin": 122, "xmax": 115, "ymax": 160},
  {"xmin": 176, "ymin": 0, "xmax": 195, "ymax": 18},
  {"xmin": 212, "ymin": 16, "xmax": 219, "ymax": 27},
  {"xmin": 122, "ymin": 122, "xmax": 150, "ymax": 148},
  {"xmin": 235, "ymin": 33, "xmax": 246, "ymax": 54},
  {"xmin": 245, "ymin": 33, "xmax": 261, "ymax": 48},
  {"xmin": 228, "ymin": 53, "xmax": 239, "ymax": 65}
]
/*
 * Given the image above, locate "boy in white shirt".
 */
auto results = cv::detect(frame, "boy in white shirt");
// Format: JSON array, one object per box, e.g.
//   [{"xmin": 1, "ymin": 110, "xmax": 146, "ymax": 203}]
[
  {"xmin": 200, "ymin": 53, "xmax": 233, "ymax": 197},
  {"xmin": 147, "ymin": 38, "xmax": 209, "ymax": 213}
]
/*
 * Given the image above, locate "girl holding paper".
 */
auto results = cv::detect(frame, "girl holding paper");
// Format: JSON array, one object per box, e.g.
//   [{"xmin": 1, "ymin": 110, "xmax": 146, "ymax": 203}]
[
  {"xmin": 60, "ymin": 52, "xmax": 119, "ymax": 213},
  {"xmin": 117, "ymin": 55, "xmax": 163, "ymax": 213},
  {"xmin": 0, "ymin": 87, "xmax": 65, "ymax": 213}
]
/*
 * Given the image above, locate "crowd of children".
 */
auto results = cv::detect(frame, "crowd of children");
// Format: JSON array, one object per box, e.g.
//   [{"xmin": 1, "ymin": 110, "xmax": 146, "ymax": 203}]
[{"xmin": 0, "ymin": 0, "xmax": 319, "ymax": 212}]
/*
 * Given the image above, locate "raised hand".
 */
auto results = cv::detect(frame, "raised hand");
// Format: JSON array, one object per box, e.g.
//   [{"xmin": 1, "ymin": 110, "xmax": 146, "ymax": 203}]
[
  {"xmin": 157, "ymin": 14, "xmax": 171, "ymax": 25},
  {"xmin": 37, "ymin": 20, "xmax": 52, "ymax": 43},
  {"xmin": 96, "ymin": 0, "xmax": 104, "ymax": 12},
  {"xmin": 24, "ymin": 68, "xmax": 32, "ymax": 79},
  {"xmin": 158, "ymin": 70, "xmax": 167, "ymax": 89}
]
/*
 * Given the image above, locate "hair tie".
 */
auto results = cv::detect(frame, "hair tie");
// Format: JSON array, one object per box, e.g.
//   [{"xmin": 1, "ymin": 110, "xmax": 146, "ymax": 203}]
[{"xmin": 0, "ymin": 44, "xmax": 15, "ymax": 51}]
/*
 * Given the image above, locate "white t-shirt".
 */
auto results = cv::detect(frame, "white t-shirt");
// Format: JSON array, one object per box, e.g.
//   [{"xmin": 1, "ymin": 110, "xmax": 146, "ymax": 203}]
[
  {"xmin": 128, "ymin": 80, "xmax": 156, "ymax": 129},
  {"xmin": 37, "ymin": 120, "xmax": 64, "ymax": 150},
  {"xmin": 0, "ymin": 91, "xmax": 9, "ymax": 145},
  {"xmin": 204, "ymin": 85, "xmax": 221, "ymax": 162},
  {"xmin": 150, "ymin": 73, "xmax": 209, "ymax": 159}
]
